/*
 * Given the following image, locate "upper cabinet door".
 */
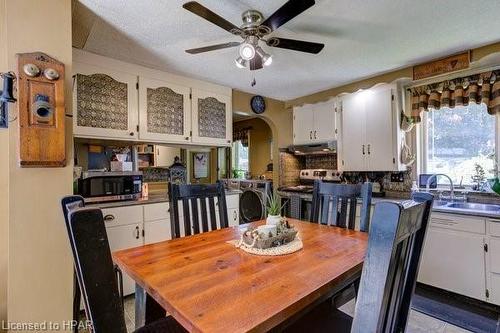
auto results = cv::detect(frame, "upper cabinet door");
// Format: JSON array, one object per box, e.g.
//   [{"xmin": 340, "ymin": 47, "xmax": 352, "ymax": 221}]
[
  {"xmin": 191, "ymin": 89, "xmax": 232, "ymax": 146},
  {"xmin": 340, "ymin": 92, "xmax": 366, "ymax": 171},
  {"xmin": 73, "ymin": 62, "xmax": 138, "ymax": 140},
  {"xmin": 138, "ymin": 77, "xmax": 191, "ymax": 143},
  {"xmin": 313, "ymin": 100, "xmax": 336, "ymax": 142},
  {"xmin": 293, "ymin": 105, "xmax": 314, "ymax": 145},
  {"xmin": 365, "ymin": 86, "xmax": 395, "ymax": 171}
]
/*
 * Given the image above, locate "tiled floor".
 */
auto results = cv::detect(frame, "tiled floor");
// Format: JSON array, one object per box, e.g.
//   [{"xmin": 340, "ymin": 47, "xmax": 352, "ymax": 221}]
[
  {"xmin": 338, "ymin": 299, "xmax": 473, "ymax": 333},
  {"xmin": 110, "ymin": 296, "xmax": 472, "ymax": 333}
]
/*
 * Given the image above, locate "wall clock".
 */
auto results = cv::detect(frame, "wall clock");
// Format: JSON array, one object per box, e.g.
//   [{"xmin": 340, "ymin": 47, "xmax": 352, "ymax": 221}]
[{"xmin": 250, "ymin": 95, "xmax": 266, "ymax": 114}]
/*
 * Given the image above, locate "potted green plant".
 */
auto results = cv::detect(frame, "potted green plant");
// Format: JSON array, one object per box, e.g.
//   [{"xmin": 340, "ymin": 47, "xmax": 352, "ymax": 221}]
[{"xmin": 266, "ymin": 192, "xmax": 283, "ymax": 225}]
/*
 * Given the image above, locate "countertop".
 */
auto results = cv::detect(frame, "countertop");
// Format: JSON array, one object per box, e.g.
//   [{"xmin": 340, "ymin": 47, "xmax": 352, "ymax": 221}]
[
  {"xmin": 87, "ymin": 189, "xmax": 242, "ymax": 209},
  {"xmin": 277, "ymin": 190, "xmax": 500, "ymax": 219}
]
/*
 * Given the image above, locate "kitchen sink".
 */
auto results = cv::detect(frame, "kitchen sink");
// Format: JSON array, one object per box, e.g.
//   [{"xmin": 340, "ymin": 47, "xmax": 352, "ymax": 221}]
[
  {"xmin": 445, "ymin": 202, "xmax": 500, "ymax": 212},
  {"xmin": 432, "ymin": 200, "xmax": 500, "ymax": 215}
]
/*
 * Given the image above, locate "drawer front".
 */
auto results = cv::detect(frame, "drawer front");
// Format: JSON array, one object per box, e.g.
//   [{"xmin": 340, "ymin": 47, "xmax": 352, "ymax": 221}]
[
  {"xmin": 226, "ymin": 194, "xmax": 239, "ymax": 209},
  {"xmin": 489, "ymin": 237, "xmax": 500, "ymax": 274},
  {"xmin": 488, "ymin": 220, "xmax": 500, "ymax": 237},
  {"xmin": 102, "ymin": 205, "xmax": 143, "ymax": 227},
  {"xmin": 430, "ymin": 213, "xmax": 485, "ymax": 234},
  {"xmin": 144, "ymin": 202, "xmax": 170, "ymax": 222}
]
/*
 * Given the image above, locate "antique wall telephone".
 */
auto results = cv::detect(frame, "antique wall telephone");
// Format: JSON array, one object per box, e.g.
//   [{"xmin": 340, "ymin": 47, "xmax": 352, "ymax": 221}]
[{"xmin": 0, "ymin": 72, "xmax": 17, "ymax": 128}]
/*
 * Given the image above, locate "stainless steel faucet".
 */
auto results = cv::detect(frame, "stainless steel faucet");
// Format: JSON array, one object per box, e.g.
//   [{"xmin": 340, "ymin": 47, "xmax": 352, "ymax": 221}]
[{"xmin": 426, "ymin": 174, "xmax": 455, "ymax": 201}]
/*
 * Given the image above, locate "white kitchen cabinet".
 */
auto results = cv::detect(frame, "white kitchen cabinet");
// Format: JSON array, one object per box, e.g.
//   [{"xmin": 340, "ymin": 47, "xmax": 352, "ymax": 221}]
[
  {"xmin": 293, "ymin": 104, "xmax": 314, "ymax": 144},
  {"xmin": 191, "ymin": 88, "xmax": 232, "ymax": 146},
  {"xmin": 419, "ymin": 225, "xmax": 486, "ymax": 300},
  {"xmin": 489, "ymin": 273, "xmax": 500, "ymax": 305},
  {"xmin": 339, "ymin": 84, "xmax": 403, "ymax": 171},
  {"xmin": 339, "ymin": 93, "xmax": 365, "ymax": 171},
  {"xmin": 106, "ymin": 223, "xmax": 143, "ymax": 295},
  {"xmin": 73, "ymin": 49, "xmax": 233, "ymax": 147},
  {"xmin": 144, "ymin": 219, "xmax": 171, "ymax": 244},
  {"xmin": 292, "ymin": 101, "xmax": 336, "ymax": 145},
  {"xmin": 73, "ymin": 62, "xmax": 139, "ymax": 140},
  {"xmin": 313, "ymin": 100, "xmax": 337, "ymax": 142},
  {"xmin": 364, "ymin": 88, "xmax": 395, "ymax": 170},
  {"xmin": 138, "ymin": 77, "xmax": 191, "ymax": 143}
]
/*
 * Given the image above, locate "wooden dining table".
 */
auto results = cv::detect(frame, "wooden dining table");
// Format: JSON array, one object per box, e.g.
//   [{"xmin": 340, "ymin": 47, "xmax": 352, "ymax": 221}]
[{"xmin": 112, "ymin": 219, "xmax": 368, "ymax": 333}]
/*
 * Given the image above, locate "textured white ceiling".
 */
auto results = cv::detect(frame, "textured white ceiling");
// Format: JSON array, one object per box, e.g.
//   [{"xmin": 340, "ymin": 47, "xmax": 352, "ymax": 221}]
[{"xmin": 76, "ymin": 0, "xmax": 500, "ymax": 100}]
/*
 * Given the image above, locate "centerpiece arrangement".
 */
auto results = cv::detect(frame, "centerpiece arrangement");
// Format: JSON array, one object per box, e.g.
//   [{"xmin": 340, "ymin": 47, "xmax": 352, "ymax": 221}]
[{"xmin": 231, "ymin": 193, "xmax": 303, "ymax": 256}]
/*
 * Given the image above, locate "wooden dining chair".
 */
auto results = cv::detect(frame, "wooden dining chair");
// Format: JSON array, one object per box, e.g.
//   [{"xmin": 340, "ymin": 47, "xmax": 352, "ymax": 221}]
[
  {"xmin": 62, "ymin": 195, "xmax": 125, "ymax": 332},
  {"xmin": 168, "ymin": 181, "xmax": 228, "ymax": 238},
  {"xmin": 284, "ymin": 192, "xmax": 434, "ymax": 333},
  {"xmin": 310, "ymin": 180, "xmax": 373, "ymax": 232},
  {"xmin": 66, "ymin": 207, "xmax": 187, "ymax": 333}
]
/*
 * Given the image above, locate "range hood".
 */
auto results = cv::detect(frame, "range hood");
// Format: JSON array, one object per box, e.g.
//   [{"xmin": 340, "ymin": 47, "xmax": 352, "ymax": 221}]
[{"xmin": 288, "ymin": 141, "xmax": 337, "ymax": 155}]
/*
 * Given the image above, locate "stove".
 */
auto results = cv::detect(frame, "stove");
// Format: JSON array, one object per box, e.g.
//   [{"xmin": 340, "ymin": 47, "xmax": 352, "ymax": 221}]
[{"xmin": 279, "ymin": 169, "xmax": 343, "ymax": 193}]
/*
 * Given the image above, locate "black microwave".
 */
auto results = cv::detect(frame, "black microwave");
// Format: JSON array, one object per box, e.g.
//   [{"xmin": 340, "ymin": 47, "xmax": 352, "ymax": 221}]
[{"xmin": 78, "ymin": 171, "xmax": 142, "ymax": 203}]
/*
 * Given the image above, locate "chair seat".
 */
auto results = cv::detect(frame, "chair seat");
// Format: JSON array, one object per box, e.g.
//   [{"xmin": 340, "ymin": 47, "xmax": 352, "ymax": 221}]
[
  {"xmin": 134, "ymin": 315, "xmax": 187, "ymax": 333},
  {"xmin": 284, "ymin": 301, "xmax": 353, "ymax": 333}
]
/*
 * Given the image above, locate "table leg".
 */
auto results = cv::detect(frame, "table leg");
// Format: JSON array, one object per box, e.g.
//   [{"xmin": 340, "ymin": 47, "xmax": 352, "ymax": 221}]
[{"xmin": 135, "ymin": 283, "xmax": 166, "ymax": 329}]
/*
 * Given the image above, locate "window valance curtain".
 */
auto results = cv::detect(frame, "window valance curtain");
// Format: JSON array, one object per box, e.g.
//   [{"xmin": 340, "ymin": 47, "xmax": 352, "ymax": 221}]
[
  {"xmin": 233, "ymin": 128, "xmax": 250, "ymax": 147},
  {"xmin": 410, "ymin": 69, "xmax": 500, "ymax": 122}
]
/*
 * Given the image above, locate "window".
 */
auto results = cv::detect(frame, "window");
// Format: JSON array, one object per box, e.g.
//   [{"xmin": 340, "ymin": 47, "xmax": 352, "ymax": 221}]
[
  {"xmin": 422, "ymin": 103, "xmax": 497, "ymax": 187},
  {"xmin": 232, "ymin": 140, "xmax": 249, "ymax": 179}
]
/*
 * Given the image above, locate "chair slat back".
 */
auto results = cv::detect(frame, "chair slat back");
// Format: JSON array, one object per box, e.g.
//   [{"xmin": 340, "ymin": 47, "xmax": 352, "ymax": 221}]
[
  {"xmin": 351, "ymin": 192, "xmax": 434, "ymax": 333},
  {"xmin": 67, "ymin": 208, "xmax": 127, "ymax": 333},
  {"xmin": 311, "ymin": 181, "xmax": 372, "ymax": 232},
  {"xmin": 169, "ymin": 181, "xmax": 228, "ymax": 238}
]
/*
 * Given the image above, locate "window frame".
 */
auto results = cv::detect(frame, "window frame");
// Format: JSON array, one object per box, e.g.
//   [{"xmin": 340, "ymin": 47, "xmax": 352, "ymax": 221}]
[{"xmin": 417, "ymin": 106, "xmax": 500, "ymax": 189}]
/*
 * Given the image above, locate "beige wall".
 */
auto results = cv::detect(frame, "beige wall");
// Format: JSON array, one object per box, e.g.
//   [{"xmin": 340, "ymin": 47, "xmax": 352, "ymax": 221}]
[
  {"xmin": 0, "ymin": 0, "xmax": 8, "ymax": 327},
  {"xmin": 286, "ymin": 41, "xmax": 500, "ymax": 108},
  {"xmin": 232, "ymin": 91, "xmax": 290, "ymax": 186},
  {"xmin": 234, "ymin": 118, "xmax": 273, "ymax": 178},
  {"xmin": 2, "ymin": 0, "xmax": 73, "ymax": 330}
]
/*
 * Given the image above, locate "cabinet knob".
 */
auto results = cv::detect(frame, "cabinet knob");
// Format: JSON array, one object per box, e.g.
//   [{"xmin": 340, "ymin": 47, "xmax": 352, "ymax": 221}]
[
  {"xmin": 367, "ymin": 144, "xmax": 371, "ymax": 155},
  {"xmin": 309, "ymin": 131, "xmax": 312, "ymax": 140},
  {"xmin": 129, "ymin": 132, "xmax": 134, "ymax": 136},
  {"xmin": 362, "ymin": 145, "xmax": 365, "ymax": 155},
  {"xmin": 104, "ymin": 214, "xmax": 115, "ymax": 222},
  {"xmin": 135, "ymin": 226, "xmax": 140, "ymax": 239},
  {"xmin": 185, "ymin": 137, "xmax": 189, "ymax": 140},
  {"xmin": 314, "ymin": 130, "xmax": 317, "ymax": 139}
]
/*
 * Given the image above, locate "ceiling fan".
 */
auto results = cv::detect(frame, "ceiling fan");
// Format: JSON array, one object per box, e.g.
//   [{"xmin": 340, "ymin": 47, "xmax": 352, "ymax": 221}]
[{"xmin": 183, "ymin": 0, "xmax": 325, "ymax": 71}]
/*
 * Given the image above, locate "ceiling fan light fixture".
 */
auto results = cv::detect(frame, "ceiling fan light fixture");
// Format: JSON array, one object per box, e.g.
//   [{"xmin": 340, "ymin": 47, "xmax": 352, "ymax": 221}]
[
  {"xmin": 235, "ymin": 56, "xmax": 248, "ymax": 69},
  {"xmin": 256, "ymin": 46, "xmax": 273, "ymax": 66},
  {"xmin": 239, "ymin": 43, "xmax": 255, "ymax": 60}
]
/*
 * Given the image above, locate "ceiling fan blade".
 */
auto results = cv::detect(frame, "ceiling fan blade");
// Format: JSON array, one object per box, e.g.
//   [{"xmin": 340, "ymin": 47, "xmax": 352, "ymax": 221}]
[
  {"xmin": 183, "ymin": 1, "xmax": 243, "ymax": 35},
  {"xmin": 260, "ymin": 0, "xmax": 315, "ymax": 32},
  {"xmin": 185, "ymin": 42, "xmax": 241, "ymax": 54},
  {"xmin": 250, "ymin": 54, "xmax": 263, "ymax": 71},
  {"xmin": 267, "ymin": 37, "xmax": 324, "ymax": 54}
]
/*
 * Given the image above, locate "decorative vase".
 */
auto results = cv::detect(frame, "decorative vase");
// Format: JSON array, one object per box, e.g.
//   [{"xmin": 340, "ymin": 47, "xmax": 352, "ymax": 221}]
[
  {"xmin": 488, "ymin": 178, "xmax": 500, "ymax": 195},
  {"xmin": 266, "ymin": 214, "xmax": 281, "ymax": 225}
]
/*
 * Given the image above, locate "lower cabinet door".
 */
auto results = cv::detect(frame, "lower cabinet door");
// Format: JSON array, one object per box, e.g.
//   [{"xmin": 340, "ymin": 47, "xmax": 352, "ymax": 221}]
[
  {"xmin": 106, "ymin": 223, "xmax": 143, "ymax": 296},
  {"xmin": 488, "ymin": 273, "xmax": 500, "ymax": 305},
  {"xmin": 418, "ymin": 226, "xmax": 486, "ymax": 301},
  {"xmin": 144, "ymin": 219, "xmax": 171, "ymax": 245},
  {"xmin": 228, "ymin": 208, "xmax": 239, "ymax": 227}
]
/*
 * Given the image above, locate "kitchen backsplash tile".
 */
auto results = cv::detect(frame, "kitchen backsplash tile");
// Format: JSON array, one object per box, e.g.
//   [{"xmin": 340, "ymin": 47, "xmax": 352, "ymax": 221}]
[
  {"xmin": 279, "ymin": 151, "xmax": 304, "ymax": 187},
  {"xmin": 279, "ymin": 150, "xmax": 413, "ymax": 193},
  {"xmin": 305, "ymin": 154, "xmax": 337, "ymax": 169}
]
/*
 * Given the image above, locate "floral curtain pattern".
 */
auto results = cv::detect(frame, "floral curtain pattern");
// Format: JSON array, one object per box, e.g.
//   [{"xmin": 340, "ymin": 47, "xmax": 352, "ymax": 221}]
[
  {"xmin": 233, "ymin": 128, "xmax": 250, "ymax": 147},
  {"xmin": 410, "ymin": 70, "xmax": 500, "ymax": 122}
]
